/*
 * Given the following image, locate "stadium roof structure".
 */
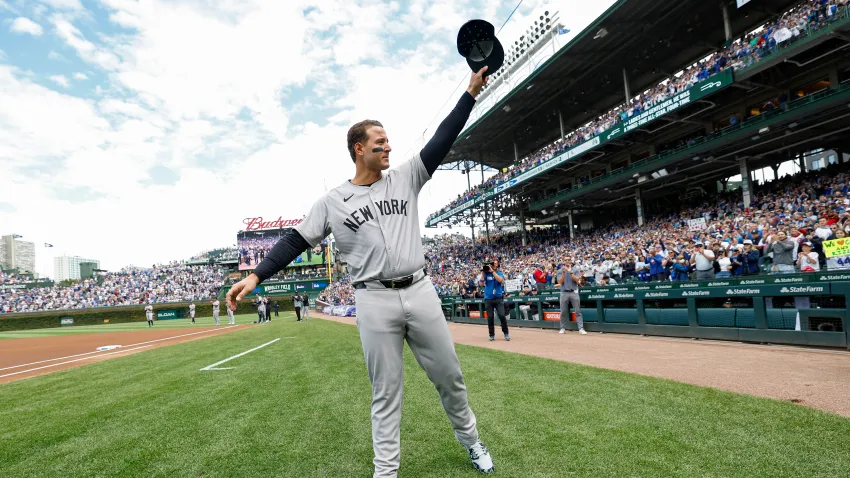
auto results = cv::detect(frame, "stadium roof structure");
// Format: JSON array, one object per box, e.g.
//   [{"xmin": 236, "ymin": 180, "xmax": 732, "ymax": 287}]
[{"xmin": 440, "ymin": 0, "xmax": 804, "ymax": 172}]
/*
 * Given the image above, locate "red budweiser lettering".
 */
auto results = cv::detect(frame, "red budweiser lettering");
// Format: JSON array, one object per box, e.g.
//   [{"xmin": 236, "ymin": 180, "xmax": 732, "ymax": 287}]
[{"xmin": 243, "ymin": 216, "xmax": 304, "ymax": 231}]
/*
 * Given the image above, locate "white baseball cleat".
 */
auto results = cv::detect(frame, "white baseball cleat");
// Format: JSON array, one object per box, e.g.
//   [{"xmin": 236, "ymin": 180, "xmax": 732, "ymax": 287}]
[
  {"xmin": 579, "ymin": 328, "xmax": 587, "ymax": 335},
  {"xmin": 559, "ymin": 328, "xmax": 565, "ymax": 334},
  {"xmin": 468, "ymin": 440, "xmax": 495, "ymax": 474}
]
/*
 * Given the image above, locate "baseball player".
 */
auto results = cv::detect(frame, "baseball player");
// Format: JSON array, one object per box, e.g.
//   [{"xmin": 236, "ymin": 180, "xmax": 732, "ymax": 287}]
[
  {"xmin": 257, "ymin": 296, "xmax": 266, "ymax": 323},
  {"xmin": 226, "ymin": 67, "xmax": 494, "ymax": 477},
  {"xmin": 227, "ymin": 303, "xmax": 235, "ymax": 325},
  {"xmin": 301, "ymin": 293, "xmax": 311, "ymax": 320},
  {"xmin": 145, "ymin": 304, "xmax": 154, "ymax": 327},
  {"xmin": 293, "ymin": 293, "xmax": 303, "ymax": 321},
  {"xmin": 189, "ymin": 302, "xmax": 196, "ymax": 324},
  {"xmin": 212, "ymin": 299, "xmax": 220, "ymax": 326}
]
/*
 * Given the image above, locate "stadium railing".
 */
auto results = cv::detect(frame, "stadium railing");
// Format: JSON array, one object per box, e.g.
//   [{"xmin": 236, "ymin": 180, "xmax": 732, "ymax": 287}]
[{"xmin": 440, "ymin": 273, "xmax": 850, "ymax": 350}]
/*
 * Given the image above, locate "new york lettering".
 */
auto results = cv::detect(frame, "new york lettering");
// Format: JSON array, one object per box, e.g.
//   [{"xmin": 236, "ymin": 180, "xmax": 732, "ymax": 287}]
[{"xmin": 343, "ymin": 199, "xmax": 409, "ymax": 233}]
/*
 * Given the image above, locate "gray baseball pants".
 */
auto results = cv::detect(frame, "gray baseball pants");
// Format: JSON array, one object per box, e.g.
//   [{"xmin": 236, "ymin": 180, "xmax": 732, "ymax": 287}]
[
  {"xmin": 355, "ymin": 276, "xmax": 480, "ymax": 478},
  {"xmin": 559, "ymin": 291, "xmax": 584, "ymax": 330}
]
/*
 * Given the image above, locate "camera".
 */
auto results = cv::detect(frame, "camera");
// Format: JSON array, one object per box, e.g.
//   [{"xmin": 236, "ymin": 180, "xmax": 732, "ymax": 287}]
[{"xmin": 482, "ymin": 262, "xmax": 493, "ymax": 273}]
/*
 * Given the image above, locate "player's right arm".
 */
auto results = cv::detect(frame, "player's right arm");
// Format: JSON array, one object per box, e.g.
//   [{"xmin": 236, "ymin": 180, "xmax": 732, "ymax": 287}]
[{"xmin": 227, "ymin": 200, "xmax": 330, "ymax": 310}]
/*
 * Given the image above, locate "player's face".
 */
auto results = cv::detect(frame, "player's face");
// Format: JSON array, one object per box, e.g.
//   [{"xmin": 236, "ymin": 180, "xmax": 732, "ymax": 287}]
[{"xmin": 363, "ymin": 126, "xmax": 391, "ymax": 170}]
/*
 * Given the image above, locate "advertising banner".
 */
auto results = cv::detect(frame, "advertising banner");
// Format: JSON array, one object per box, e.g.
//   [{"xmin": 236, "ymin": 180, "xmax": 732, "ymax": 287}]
[
  {"xmin": 0, "ymin": 280, "xmax": 55, "ymax": 291},
  {"xmin": 156, "ymin": 309, "xmax": 181, "ymax": 320}
]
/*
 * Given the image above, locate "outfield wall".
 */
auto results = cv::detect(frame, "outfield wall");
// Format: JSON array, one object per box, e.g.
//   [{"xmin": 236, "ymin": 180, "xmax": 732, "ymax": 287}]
[
  {"xmin": 0, "ymin": 300, "xmax": 296, "ymax": 332},
  {"xmin": 442, "ymin": 277, "xmax": 850, "ymax": 350}
]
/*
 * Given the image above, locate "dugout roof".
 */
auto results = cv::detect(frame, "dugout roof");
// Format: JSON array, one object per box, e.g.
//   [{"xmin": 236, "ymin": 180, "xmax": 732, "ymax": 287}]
[{"xmin": 442, "ymin": 0, "xmax": 804, "ymax": 171}]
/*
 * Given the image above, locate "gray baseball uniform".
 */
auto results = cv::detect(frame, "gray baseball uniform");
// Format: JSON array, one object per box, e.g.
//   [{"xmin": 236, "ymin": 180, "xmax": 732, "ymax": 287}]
[
  {"xmin": 296, "ymin": 153, "xmax": 480, "ymax": 477},
  {"xmin": 212, "ymin": 300, "xmax": 220, "ymax": 325}
]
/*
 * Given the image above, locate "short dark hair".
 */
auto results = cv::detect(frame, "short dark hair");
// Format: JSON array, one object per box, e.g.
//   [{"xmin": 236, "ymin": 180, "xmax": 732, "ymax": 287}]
[{"xmin": 347, "ymin": 120, "xmax": 383, "ymax": 163}]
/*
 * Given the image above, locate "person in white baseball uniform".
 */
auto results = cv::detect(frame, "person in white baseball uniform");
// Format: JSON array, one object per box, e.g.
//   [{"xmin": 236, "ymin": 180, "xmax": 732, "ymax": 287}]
[
  {"xmin": 212, "ymin": 299, "xmax": 220, "ymax": 326},
  {"xmin": 189, "ymin": 302, "xmax": 196, "ymax": 324},
  {"xmin": 145, "ymin": 304, "xmax": 154, "ymax": 327},
  {"xmin": 227, "ymin": 304, "xmax": 235, "ymax": 325},
  {"xmin": 301, "ymin": 293, "xmax": 311, "ymax": 320},
  {"xmin": 226, "ymin": 67, "xmax": 495, "ymax": 476}
]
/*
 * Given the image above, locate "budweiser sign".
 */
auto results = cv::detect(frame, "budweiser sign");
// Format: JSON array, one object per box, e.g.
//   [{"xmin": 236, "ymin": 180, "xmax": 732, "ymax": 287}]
[{"xmin": 242, "ymin": 216, "xmax": 304, "ymax": 231}]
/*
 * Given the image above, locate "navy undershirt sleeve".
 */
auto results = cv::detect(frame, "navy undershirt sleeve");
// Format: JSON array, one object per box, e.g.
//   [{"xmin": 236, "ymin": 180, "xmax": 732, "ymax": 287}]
[
  {"xmin": 420, "ymin": 91, "xmax": 476, "ymax": 176},
  {"xmin": 252, "ymin": 229, "xmax": 311, "ymax": 283}
]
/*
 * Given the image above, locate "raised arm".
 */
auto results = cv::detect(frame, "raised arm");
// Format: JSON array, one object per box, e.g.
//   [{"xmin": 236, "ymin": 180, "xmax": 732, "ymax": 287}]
[{"xmin": 419, "ymin": 66, "xmax": 488, "ymax": 176}]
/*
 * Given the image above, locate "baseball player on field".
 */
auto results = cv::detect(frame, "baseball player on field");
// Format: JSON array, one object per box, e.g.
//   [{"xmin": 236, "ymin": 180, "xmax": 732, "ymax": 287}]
[
  {"xmin": 227, "ymin": 66, "xmax": 495, "ymax": 477},
  {"xmin": 189, "ymin": 302, "xmax": 196, "ymax": 324},
  {"xmin": 145, "ymin": 304, "xmax": 154, "ymax": 327},
  {"xmin": 212, "ymin": 299, "xmax": 220, "ymax": 326},
  {"xmin": 227, "ymin": 303, "xmax": 235, "ymax": 325}
]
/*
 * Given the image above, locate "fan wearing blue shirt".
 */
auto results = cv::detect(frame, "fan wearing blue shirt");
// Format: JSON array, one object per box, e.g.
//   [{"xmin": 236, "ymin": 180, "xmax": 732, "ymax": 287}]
[{"xmin": 478, "ymin": 259, "xmax": 510, "ymax": 342}]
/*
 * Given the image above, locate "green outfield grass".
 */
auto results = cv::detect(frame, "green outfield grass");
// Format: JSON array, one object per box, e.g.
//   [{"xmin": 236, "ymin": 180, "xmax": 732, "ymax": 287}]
[
  {"xmin": 0, "ymin": 313, "xmax": 274, "ymax": 339},
  {"xmin": 1, "ymin": 317, "xmax": 848, "ymax": 477}
]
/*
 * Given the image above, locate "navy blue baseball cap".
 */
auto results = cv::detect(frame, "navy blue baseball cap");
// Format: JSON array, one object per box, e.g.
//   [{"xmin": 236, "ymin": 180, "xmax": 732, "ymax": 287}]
[{"xmin": 457, "ymin": 19, "xmax": 504, "ymax": 77}]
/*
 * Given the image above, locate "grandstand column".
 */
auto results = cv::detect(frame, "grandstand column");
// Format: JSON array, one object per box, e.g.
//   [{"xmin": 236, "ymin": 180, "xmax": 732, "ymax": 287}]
[
  {"xmin": 721, "ymin": 3, "xmax": 732, "ymax": 41},
  {"xmin": 635, "ymin": 189, "xmax": 645, "ymax": 227},
  {"xmin": 828, "ymin": 64, "xmax": 839, "ymax": 90},
  {"xmin": 513, "ymin": 141, "xmax": 519, "ymax": 163},
  {"xmin": 568, "ymin": 210, "xmax": 575, "ymax": 240},
  {"xmin": 480, "ymin": 160, "xmax": 490, "ymax": 244},
  {"xmin": 739, "ymin": 158, "xmax": 753, "ymax": 209},
  {"xmin": 520, "ymin": 209, "xmax": 527, "ymax": 246},
  {"xmin": 558, "ymin": 109, "xmax": 565, "ymax": 141},
  {"xmin": 622, "ymin": 68, "xmax": 631, "ymax": 102}
]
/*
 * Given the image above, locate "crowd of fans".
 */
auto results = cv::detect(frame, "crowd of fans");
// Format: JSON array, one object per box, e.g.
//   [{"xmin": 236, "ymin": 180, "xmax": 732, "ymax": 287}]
[
  {"xmin": 428, "ymin": 0, "xmax": 849, "ymax": 223},
  {"xmin": 4, "ymin": 159, "xmax": 847, "ymax": 313},
  {"xmin": 0, "ymin": 263, "xmax": 227, "ymax": 314},
  {"xmin": 423, "ymin": 160, "xmax": 850, "ymax": 297}
]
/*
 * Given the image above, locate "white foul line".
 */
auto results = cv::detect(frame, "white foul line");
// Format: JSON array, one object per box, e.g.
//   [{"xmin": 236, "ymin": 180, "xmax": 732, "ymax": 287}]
[
  {"xmin": 0, "ymin": 325, "xmax": 240, "ymax": 372},
  {"xmin": 200, "ymin": 338, "xmax": 281, "ymax": 371},
  {"xmin": 0, "ymin": 344, "xmax": 154, "ymax": 380}
]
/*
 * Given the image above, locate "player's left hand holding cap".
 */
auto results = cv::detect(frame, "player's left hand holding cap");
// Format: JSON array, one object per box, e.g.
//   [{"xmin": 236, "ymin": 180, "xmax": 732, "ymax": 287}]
[{"xmin": 456, "ymin": 19, "xmax": 504, "ymax": 78}]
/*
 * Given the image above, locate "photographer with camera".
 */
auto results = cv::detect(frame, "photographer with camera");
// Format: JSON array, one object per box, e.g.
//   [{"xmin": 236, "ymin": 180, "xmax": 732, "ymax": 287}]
[{"xmin": 478, "ymin": 258, "xmax": 510, "ymax": 342}]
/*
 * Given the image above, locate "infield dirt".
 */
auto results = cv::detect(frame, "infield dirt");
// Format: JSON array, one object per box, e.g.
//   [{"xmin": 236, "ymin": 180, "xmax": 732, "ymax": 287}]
[{"xmin": 0, "ymin": 325, "xmax": 250, "ymax": 384}]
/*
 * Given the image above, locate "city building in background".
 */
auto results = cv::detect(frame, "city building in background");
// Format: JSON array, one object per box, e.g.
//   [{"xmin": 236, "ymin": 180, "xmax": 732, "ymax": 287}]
[
  {"xmin": 1, "ymin": 235, "xmax": 36, "ymax": 274},
  {"xmin": 54, "ymin": 255, "xmax": 101, "ymax": 282}
]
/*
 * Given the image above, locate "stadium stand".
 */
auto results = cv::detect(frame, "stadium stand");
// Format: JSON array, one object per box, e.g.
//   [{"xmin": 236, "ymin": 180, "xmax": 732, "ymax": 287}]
[
  {"xmin": 0, "ymin": 263, "xmax": 227, "ymax": 314},
  {"xmin": 424, "ymin": 161, "xmax": 850, "ymax": 297},
  {"xmin": 428, "ymin": 0, "xmax": 850, "ymax": 223}
]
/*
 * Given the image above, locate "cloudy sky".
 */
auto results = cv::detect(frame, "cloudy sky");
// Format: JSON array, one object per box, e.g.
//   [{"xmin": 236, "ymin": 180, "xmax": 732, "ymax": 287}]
[{"xmin": 0, "ymin": 0, "xmax": 614, "ymax": 277}]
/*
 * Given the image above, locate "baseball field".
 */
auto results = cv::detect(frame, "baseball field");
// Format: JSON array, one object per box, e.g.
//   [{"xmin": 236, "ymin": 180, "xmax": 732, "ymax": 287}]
[{"xmin": 1, "ymin": 313, "xmax": 849, "ymax": 477}]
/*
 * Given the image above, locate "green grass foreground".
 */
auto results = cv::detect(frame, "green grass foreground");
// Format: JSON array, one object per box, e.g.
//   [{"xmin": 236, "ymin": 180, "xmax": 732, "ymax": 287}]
[{"xmin": 1, "ymin": 317, "xmax": 848, "ymax": 477}]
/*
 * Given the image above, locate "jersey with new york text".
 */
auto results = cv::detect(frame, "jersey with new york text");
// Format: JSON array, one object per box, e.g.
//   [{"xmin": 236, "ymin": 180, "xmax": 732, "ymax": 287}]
[{"xmin": 296, "ymin": 153, "xmax": 430, "ymax": 284}]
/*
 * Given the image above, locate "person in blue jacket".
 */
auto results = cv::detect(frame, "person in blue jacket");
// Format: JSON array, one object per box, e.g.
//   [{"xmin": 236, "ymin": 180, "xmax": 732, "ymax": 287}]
[
  {"xmin": 742, "ymin": 240, "xmax": 761, "ymax": 275},
  {"xmin": 672, "ymin": 255, "xmax": 690, "ymax": 281}
]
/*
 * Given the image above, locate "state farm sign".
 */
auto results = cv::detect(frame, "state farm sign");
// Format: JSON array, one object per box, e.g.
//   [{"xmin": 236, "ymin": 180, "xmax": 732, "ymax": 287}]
[{"xmin": 242, "ymin": 216, "xmax": 304, "ymax": 231}]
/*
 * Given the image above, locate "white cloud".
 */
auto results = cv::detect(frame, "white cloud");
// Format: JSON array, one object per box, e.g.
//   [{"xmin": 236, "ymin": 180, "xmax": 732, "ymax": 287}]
[
  {"xmin": 0, "ymin": 0, "xmax": 613, "ymax": 277},
  {"xmin": 47, "ymin": 50, "xmax": 67, "ymax": 61},
  {"xmin": 10, "ymin": 17, "xmax": 44, "ymax": 36},
  {"xmin": 40, "ymin": 0, "xmax": 84, "ymax": 10},
  {"xmin": 48, "ymin": 74, "xmax": 70, "ymax": 88}
]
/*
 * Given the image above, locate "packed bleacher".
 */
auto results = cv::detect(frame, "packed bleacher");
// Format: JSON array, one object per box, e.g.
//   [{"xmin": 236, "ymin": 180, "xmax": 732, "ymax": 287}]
[
  {"xmin": 429, "ymin": 0, "xmax": 849, "ymax": 223},
  {"xmin": 0, "ymin": 263, "xmax": 227, "ymax": 314},
  {"xmin": 422, "ymin": 160, "xmax": 850, "ymax": 297},
  {"xmin": 189, "ymin": 247, "xmax": 239, "ymax": 261}
]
